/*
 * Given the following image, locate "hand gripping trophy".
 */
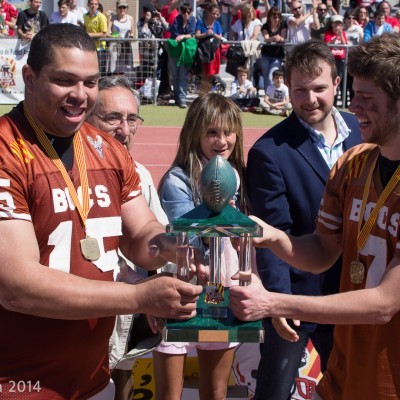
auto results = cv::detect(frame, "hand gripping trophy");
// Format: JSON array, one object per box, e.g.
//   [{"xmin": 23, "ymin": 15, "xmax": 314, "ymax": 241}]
[{"xmin": 164, "ymin": 155, "xmax": 263, "ymax": 343}]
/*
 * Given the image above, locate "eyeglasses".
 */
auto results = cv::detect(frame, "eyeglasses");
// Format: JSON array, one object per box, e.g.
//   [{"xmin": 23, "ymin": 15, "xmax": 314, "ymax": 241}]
[
  {"xmin": 347, "ymin": 16, "xmax": 355, "ymax": 19},
  {"xmin": 182, "ymin": 10, "xmax": 191, "ymax": 14},
  {"xmin": 317, "ymin": 8, "xmax": 327, "ymax": 11},
  {"xmin": 94, "ymin": 112, "xmax": 144, "ymax": 127},
  {"xmin": 118, "ymin": 5, "xmax": 127, "ymax": 9},
  {"xmin": 292, "ymin": 6, "xmax": 302, "ymax": 11}
]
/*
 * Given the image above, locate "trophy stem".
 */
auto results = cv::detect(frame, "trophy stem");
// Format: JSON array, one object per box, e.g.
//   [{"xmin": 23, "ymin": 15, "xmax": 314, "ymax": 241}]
[
  {"xmin": 204, "ymin": 236, "xmax": 227, "ymax": 318},
  {"xmin": 209, "ymin": 235, "xmax": 222, "ymax": 285},
  {"xmin": 176, "ymin": 232, "xmax": 190, "ymax": 282},
  {"xmin": 239, "ymin": 233, "xmax": 252, "ymax": 286}
]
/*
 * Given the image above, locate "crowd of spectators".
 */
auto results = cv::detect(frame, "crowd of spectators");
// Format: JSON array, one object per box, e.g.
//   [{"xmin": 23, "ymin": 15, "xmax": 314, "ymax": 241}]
[{"xmin": 1, "ymin": 0, "xmax": 400, "ymax": 108}]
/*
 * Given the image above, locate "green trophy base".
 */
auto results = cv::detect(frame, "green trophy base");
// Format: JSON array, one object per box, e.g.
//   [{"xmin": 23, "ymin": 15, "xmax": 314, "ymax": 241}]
[{"xmin": 162, "ymin": 289, "xmax": 264, "ymax": 343}]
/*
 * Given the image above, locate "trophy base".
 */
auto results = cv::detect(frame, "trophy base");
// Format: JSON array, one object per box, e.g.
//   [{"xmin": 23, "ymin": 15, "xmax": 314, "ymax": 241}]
[
  {"xmin": 201, "ymin": 306, "xmax": 228, "ymax": 319},
  {"xmin": 162, "ymin": 288, "xmax": 264, "ymax": 343}
]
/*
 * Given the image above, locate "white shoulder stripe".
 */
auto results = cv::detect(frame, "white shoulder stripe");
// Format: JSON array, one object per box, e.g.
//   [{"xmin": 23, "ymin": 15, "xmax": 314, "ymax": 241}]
[
  {"xmin": 128, "ymin": 190, "xmax": 141, "ymax": 197},
  {"xmin": 318, "ymin": 219, "xmax": 339, "ymax": 230},
  {"xmin": 0, "ymin": 211, "xmax": 32, "ymax": 220},
  {"xmin": 0, "ymin": 179, "xmax": 10, "ymax": 186},
  {"xmin": 318, "ymin": 209, "xmax": 343, "ymax": 224}
]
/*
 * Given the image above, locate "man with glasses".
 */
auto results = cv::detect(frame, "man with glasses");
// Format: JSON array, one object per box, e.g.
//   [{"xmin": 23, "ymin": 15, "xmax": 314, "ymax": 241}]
[
  {"xmin": 287, "ymin": 0, "xmax": 320, "ymax": 43},
  {"xmin": 87, "ymin": 76, "xmax": 168, "ymax": 400},
  {"xmin": 311, "ymin": 0, "xmax": 338, "ymax": 39}
]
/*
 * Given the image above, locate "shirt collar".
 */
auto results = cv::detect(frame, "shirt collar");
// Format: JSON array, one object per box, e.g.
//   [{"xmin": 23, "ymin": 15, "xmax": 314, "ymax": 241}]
[{"xmin": 298, "ymin": 107, "xmax": 350, "ymax": 146}]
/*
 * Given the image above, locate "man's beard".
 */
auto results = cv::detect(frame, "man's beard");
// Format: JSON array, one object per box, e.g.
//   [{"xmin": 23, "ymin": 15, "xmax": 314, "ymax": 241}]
[{"xmin": 367, "ymin": 107, "xmax": 400, "ymax": 147}]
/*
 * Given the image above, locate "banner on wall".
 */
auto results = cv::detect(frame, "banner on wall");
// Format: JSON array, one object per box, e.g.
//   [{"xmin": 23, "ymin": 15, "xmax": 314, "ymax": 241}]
[{"xmin": 0, "ymin": 38, "xmax": 29, "ymax": 104}]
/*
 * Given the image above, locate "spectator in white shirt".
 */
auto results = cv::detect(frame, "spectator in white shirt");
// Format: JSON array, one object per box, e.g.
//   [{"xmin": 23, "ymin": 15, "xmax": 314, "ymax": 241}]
[
  {"xmin": 50, "ymin": 0, "xmax": 79, "ymax": 25},
  {"xmin": 287, "ymin": 0, "xmax": 319, "ymax": 43},
  {"xmin": 69, "ymin": 0, "xmax": 87, "ymax": 27}
]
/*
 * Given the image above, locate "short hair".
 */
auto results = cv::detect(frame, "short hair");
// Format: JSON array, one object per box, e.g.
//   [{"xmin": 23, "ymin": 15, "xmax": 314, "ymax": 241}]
[
  {"xmin": 378, "ymin": 1, "xmax": 391, "ymax": 11},
  {"xmin": 57, "ymin": 0, "xmax": 70, "ymax": 7},
  {"xmin": 373, "ymin": 10, "xmax": 385, "ymax": 18},
  {"xmin": 206, "ymin": 3, "xmax": 219, "ymax": 14},
  {"xmin": 272, "ymin": 69, "xmax": 284, "ymax": 78},
  {"xmin": 347, "ymin": 33, "xmax": 400, "ymax": 103},
  {"xmin": 236, "ymin": 66, "xmax": 249, "ymax": 75},
  {"xmin": 285, "ymin": 40, "xmax": 338, "ymax": 85},
  {"xmin": 27, "ymin": 24, "xmax": 97, "ymax": 74},
  {"xmin": 97, "ymin": 76, "xmax": 141, "ymax": 109},
  {"xmin": 180, "ymin": 3, "xmax": 192, "ymax": 13}
]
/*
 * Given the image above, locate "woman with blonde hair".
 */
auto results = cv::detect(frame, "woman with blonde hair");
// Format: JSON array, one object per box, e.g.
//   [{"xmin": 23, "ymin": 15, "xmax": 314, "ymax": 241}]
[
  {"xmin": 152, "ymin": 92, "xmax": 250, "ymax": 400},
  {"xmin": 229, "ymin": 3, "xmax": 262, "ymax": 41}
]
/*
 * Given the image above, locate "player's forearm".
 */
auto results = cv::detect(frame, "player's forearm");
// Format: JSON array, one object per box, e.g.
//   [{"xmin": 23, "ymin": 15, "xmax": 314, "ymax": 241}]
[
  {"xmin": 270, "ymin": 287, "xmax": 396, "ymax": 325},
  {"xmin": 0, "ymin": 261, "xmax": 143, "ymax": 319},
  {"xmin": 254, "ymin": 224, "xmax": 339, "ymax": 273}
]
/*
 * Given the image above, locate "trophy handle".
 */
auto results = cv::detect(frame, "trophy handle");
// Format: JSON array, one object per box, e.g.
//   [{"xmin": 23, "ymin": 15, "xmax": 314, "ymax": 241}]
[
  {"xmin": 176, "ymin": 232, "xmax": 190, "ymax": 281},
  {"xmin": 239, "ymin": 233, "xmax": 252, "ymax": 286}
]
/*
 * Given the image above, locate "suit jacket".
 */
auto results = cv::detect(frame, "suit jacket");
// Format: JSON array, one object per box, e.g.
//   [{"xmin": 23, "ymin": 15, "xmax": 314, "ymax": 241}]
[{"xmin": 247, "ymin": 111, "xmax": 362, "ymax": 332}]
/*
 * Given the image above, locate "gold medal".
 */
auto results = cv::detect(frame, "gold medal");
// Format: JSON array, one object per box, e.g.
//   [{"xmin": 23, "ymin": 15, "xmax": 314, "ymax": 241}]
[
  {"xmin": 350, "ymin": 259, "xmax": 365, "ymax": 284},
  {"xmin": 80, "ymin": 236, "xmax": 100, "ymax": 261}
]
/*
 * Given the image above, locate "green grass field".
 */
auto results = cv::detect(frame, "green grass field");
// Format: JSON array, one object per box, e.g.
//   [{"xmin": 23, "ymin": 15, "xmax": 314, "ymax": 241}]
[
  {"xmin": 139, "ymin": 105, "xmax": 282, "ymax": 129},
  {"xmin": 0, "ymin": 104, "xmax": 282, "ymax": 129}
]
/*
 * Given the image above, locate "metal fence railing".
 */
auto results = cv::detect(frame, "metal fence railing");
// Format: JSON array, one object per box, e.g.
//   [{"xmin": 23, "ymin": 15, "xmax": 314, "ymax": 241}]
[{"xmin": 94, "ymin": 38, "xmax": 353, "ymax": 108}]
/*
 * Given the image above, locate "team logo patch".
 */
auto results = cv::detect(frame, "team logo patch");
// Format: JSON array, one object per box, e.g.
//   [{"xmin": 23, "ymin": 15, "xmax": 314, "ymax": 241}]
[
  {"xmin": 10, "ymin": 138, "xmax": 34, "ymax": 164},
  {"xmin": 87, "ymin": 135, "xmax": 104, "ymax": 158}
]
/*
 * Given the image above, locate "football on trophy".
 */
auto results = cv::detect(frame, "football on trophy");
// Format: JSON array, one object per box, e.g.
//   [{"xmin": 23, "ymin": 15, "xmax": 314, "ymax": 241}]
[{"xmin": 199, "ymin": 155, "xmax": 237, "ymax": 213}]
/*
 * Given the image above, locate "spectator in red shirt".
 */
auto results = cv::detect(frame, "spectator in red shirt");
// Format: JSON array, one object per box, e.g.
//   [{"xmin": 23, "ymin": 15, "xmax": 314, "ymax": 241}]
[
  {"xmin": 0, "ymin": 0, "xmax": 17, "ymax": 36},
  {"xmin": 161, "ymin": 0, "xmax": 179, "ymax": 38},
  {"xmin": 324, "ymin": 14, "xmax": 347, "ymax": 107}
]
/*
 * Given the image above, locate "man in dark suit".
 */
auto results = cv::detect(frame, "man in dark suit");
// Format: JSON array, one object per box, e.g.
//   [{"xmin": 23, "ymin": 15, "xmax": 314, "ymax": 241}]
[{"xmin": 247, "ymin": 40, "xmax": 362, "ymax": 400}]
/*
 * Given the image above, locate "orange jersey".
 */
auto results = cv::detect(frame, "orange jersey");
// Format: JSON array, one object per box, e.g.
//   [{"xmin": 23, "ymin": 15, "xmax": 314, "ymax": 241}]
[
  {"xmin": 316, "ymin": 143, "xmax": 400, "ymax": 399},
  {"xmin": 0, "ymin": 105, "xmax": 141, "ymax": 399}
]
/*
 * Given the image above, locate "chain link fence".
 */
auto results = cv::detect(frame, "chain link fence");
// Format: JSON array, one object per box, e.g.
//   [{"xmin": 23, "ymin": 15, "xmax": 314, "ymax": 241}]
[{"xmin": 94, "ymin": 38, "xmax": 352, "ymax": 108}]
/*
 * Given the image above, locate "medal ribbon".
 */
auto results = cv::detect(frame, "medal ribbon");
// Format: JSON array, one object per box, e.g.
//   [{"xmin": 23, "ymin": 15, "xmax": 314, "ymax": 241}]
[
  {"xmin": 23, "ymin": 102, "xmax": 91, "ymax": 232},
  {"xmin": 356, "ymin": 154, "xmax": 400, "ymax": 252}
]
